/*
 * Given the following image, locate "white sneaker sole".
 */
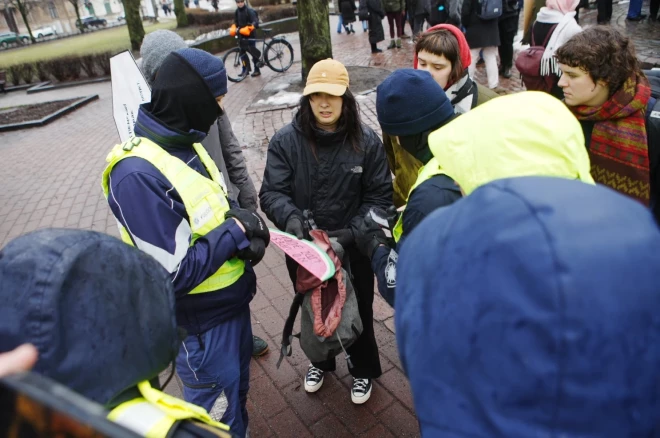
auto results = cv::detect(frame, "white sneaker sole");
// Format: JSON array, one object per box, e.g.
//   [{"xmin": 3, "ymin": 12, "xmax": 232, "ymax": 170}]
[
  {"xmin": 351, "ymin": 386, "xmax": 372, "ymax": 404},
  {"xmin": 304, "ymin": 376, "xmax": 324, "ymax": 393}
]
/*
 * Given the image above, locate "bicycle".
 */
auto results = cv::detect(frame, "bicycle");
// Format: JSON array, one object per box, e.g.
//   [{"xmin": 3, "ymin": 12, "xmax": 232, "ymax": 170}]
[{"xmin": 222, "ymin": 28, "xmax": 295, "ymax": 83}]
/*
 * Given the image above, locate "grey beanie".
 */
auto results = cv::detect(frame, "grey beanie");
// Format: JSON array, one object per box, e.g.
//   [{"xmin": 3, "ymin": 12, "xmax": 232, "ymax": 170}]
[{"xmin": 140, "ymin": 30, "xmax": 188, "ymax": 85}]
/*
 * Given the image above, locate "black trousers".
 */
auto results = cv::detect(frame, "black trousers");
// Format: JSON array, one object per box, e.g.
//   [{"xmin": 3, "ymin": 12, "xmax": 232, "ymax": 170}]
[
  {"xmin": 652, "ymin": 0, "xmax": 660, "ymax": 18},
  {"xmin": 238, "ymin": 38, "xmax": 261, "ymax": 70},
  {"xmin": 597, "ymin": 0, "xmax": 612, "ymax": 22},
  {"xmin": 285, "ymin": 250, "xmax": 382, "ymax": 379},
  {"xmin": 498, "ymin": 16, "xmax": 518, "ymax": 70}
]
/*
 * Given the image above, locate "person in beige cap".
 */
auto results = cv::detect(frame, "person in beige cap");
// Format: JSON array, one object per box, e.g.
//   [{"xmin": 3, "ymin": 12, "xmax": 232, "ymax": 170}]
[{"xmin": 259, "ymin": 59, "xmax": 393, "ymax": 405}]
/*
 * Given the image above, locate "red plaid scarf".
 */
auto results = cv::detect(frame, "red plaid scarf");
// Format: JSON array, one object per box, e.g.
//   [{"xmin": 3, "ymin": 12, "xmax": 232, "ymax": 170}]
[{"xmin": 570, "ymin": 74, "xmax": 651, "ymax": 205}]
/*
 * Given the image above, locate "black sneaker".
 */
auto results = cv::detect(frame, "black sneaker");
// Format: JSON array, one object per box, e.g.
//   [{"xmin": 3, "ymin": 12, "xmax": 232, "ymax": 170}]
[
  {"xmin": 251, "ymin": 335, "xmax": 269, "ymax": 357},
  {"xmin": 371, "ymin": 48, "xmax": 383, "ymax": 54},
  {"xmin": 304, "ymin": 365, "xmax": 324, "ymax": 393},
  {"xmin": 626, "ymin": 14, "xmax": 647, "ymax": 21},
  {"xmin": 251, "ymin": 69, "xmax": 261, "ymax": 77},
  {"xmin": 351, "ymin": 378, "xmax": 372, "ymax": 404}
]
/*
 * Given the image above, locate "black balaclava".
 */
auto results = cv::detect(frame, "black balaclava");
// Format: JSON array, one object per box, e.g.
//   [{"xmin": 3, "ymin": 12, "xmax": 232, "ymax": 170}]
[
  {"xmin": 147, "ymin": 52, "xmax": 221, "ymax": 135},
  {"xmin": 398, "ymin": 113, "xmax": 459, "ymax": 165}
]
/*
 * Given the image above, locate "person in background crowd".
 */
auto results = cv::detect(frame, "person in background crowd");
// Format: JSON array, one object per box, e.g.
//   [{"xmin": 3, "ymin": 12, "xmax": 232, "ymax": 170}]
[
  {"xmin": 139, "ymin": 30, "xmax": 268, "ymax": 359},
  {"xmin": 557, "ymin": 27, "xmax": 651, "ymax": 206},
  {"xmin": 529, "ymin": 0, "xmax": 582, "ymax": 99},
  {"xmin": 259, "ymin": 59, "xmax": 392, "ymax": 405},
  {"xmin": 498, "ymin": 0, "xmax": 520, "ymax": 78},
  {"xmin": 650, "ymin": 0, "xmax": 660, "ymax": 21},
  {"xmin": 522, "ymin": 0, "xmax": 544, "ymax": 42},
  {"xmin": 462, "ymin": 0, "xmax": 501, "ymax": 90},
  {"xmin": 230, "ymin": 0, "xmax": 262, "ymax": 77},
  {"xmin": 103, "ymin": 48, "xmax": 270, "ymax": 437},
  {"xmin": 361, "ymin": 0, "xmax": 387, "ymax": 53},
  {"xmin": 596, "ymin": 0, "xmax": 613, "ymax": 23},
  {"xmin": 411, "ymin": 0, "xmax": 429, "ymax": 34},
  {"xmin": 333, "ymin": 0, "xmax": 344, "ymax": 33},
  {"xmin": 396, "ymin": 174, "xmax": 660, "ymax": 437},
  {"xmin": 384, "ymin": 0, "xmax": 405, "ymax": 48},
  {"xmin": 626, "ymin": 0, "xmax": 647, "ymax": 22},
  {"xmin": 383, "ymin": 24, "xmax": 498, "ymax": 208},
  {"xmin": 340, "ymin": 0, "xmax": 358, "ymax": 33}
]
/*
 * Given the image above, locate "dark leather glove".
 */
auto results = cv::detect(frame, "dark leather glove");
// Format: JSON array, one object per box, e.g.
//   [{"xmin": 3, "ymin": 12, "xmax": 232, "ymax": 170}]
[
  {"xmin": 225, "ymin": 208, "xmax": 270, "ymax": 246},
  {"xmin": 236, "ymin": 238, "xmax": 266, "ymax": 266},
  {"xmin": 327, "ymin": 228, "xmax": 355, "ymax": 248},
  {"xmin": 356, "ymin": 215, "xmax": 392, "ymax": 259},
  {"xmin": 285, "ymin": 215, "xmax": 305, "ymax": 239}
]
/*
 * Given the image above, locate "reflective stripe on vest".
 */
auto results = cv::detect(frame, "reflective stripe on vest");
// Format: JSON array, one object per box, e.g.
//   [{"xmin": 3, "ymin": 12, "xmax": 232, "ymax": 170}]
[
  {"xmin": 108, "ymin": 381, "xmax": 231, "ymax": 438},
  {"xmin": 100, "ymin": 137, "xmax": 245, "ymax": 293},
  {"xmin": 392, "ymin": 157, "xmax": 446, "ymax": 242}
]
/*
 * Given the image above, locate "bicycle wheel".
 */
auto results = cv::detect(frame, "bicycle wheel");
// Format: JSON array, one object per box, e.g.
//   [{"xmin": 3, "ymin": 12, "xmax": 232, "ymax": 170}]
[
  {"xmin": 264, "ymin": 38, "xmax": 294, "ymax": 73},
  {"xmin": 223, "ymin": 47, "xmax": 248, "ymax": 83}
]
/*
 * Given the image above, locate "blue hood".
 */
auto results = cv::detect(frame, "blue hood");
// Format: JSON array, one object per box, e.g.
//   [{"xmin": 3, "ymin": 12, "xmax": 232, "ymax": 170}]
[
  {"xmin": 0, "ymin": 229, "xmax": 179, "ymax": 406},
  {"xmin": 396, "ymin": 177, "xmax": 660, "ymax": 437}
]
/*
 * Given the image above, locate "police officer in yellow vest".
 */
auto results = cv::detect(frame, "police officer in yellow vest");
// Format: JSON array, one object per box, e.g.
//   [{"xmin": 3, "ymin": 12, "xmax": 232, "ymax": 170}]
[
  {"xmin": 355, "ymin": 69, "xmax": 460, "ymax": 306},
  {"xmin": 101, "ymin": 48, "xmax": 269, "ymax": 438},
  {"xmin": 357, "ymin": 90, "xmax": 595, "ymax": 308}
]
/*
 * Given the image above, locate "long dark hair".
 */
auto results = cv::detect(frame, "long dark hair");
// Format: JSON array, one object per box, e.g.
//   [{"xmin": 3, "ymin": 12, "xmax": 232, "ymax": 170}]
[{"xmin": 296, "ymin": 89, "xmax": 364, "ymax": 159}]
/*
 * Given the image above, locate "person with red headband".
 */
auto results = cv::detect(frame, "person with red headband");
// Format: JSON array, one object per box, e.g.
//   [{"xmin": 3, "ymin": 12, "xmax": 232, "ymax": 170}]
[{"xmin": 384, "ymin": 24, "xmax": 499, "ymax": 206}]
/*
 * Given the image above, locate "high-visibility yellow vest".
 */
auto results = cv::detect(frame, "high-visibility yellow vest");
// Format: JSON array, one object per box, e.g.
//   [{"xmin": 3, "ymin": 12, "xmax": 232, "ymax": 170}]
[
  {"xmin": 392, "ymin": 157, "xmax": 446, "ymax": 242},
  {"xmin": 101, "ymin": 137, "xmax": 244, "ymax": 293},
  {"xmin": 108, "ymin": 381, "xmax": 232, "ymax": 438}
]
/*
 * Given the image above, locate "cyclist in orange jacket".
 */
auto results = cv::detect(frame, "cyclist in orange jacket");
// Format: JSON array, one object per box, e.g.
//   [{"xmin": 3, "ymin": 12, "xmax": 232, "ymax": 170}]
[{"xmin": 230, "ymin": 0, "xmax": 262, "ymax": 77}]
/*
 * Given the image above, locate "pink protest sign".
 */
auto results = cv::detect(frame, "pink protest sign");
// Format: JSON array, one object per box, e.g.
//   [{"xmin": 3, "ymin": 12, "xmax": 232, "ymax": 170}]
[{"xmin": 269, "ymin": 229, "xmax": 335, "ymax": 281}]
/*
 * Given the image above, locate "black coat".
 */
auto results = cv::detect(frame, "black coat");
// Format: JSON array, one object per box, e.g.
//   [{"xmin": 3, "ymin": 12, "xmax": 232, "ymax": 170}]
[
  {"xmin": 259, "ymin": 116, "xmax": 393, "ymax": 237},
  {"xmin": 461, "ymin": 0, "xmax": 500, "ymax": 48},
  {"xmin": 361, "ymin": 0, "xmax": 386, "ymax": 43},
  {"xmin": 340, "ymin": 0, "xmax": 357, "ymax": 23}
]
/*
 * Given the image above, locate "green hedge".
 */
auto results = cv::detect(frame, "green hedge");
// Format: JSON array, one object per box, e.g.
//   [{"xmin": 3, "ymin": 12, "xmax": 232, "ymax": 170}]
[{"xmin": 4, "ymin": 52, "xmax": 113, "ymax": 85}]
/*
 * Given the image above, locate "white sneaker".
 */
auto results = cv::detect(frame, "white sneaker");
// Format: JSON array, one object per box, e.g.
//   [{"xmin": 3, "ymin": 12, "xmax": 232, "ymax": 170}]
[
  {"xmin": 351, "ymin": 378, "xmax": 372, "ymax": 404},
  {"xmin": 304, "ymin": 364, "xmax": 324, "ymax": 393}
]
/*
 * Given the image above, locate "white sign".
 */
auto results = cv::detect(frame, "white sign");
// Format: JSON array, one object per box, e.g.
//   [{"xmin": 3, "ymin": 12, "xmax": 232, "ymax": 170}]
[{"xmin": 111, "ymin": 51, "xmax": 151, "ymax": 143}]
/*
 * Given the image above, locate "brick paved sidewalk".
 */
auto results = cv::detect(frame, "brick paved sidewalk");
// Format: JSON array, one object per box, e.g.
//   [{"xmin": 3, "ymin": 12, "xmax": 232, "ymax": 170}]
[{"xmin": 0, "ymin": 10, "xmax": 658, "ymax": 437}]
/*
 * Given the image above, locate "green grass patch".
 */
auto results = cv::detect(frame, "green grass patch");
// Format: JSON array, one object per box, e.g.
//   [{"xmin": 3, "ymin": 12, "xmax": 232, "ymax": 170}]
[{"xmin": 0, "ymin": 21, "xmax": 178, "ymax": 68}]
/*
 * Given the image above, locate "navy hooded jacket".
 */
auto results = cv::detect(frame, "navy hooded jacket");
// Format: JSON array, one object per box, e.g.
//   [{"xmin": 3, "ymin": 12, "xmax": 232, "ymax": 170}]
[
  {"xmin": 396, "ymin": 176, "xmax": 660, "ymax": 437},
  {"xmin": 0, "ymin": 229, "xmax": 179, "ymax": 407}
]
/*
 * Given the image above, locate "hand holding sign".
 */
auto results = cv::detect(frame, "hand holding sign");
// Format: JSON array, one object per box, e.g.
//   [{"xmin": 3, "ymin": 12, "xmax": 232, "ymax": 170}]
[{"xmin": 269, "ymin": 229, "xmax": 335, "ymax": 281}]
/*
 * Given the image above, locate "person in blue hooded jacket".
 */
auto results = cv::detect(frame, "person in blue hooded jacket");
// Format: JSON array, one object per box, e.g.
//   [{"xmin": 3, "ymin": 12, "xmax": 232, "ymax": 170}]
[
  {"xmin": 396, "ymin": 176, "xmax": 660, "ymax": 437},
  {"xmin": 101, "ymin": 48, "xmax": 268, "ymax": 437}
]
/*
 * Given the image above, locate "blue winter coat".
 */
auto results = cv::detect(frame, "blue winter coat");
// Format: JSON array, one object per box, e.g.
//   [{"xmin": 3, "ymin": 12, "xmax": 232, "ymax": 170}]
[{"xmin": 396, "ymin": 176, "xmax": 660, "ymax": 437}]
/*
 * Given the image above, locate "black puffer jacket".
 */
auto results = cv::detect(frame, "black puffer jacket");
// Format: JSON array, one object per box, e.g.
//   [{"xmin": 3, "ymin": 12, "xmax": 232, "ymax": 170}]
[{"xmin": 259, "ymin": 115, "xmax": 393, "ymax": 237}]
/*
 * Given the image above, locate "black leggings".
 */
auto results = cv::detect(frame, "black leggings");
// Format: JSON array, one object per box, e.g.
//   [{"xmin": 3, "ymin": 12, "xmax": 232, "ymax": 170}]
[{"xmin": 285, "ymin": 250, "xmax": 382, "ymax": 379}]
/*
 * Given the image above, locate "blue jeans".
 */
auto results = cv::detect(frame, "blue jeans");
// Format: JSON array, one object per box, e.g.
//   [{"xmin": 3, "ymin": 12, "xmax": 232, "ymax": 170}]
[
  {"xmin": 176, "ymin": 307, "xmax": 253, "ymax": 437},
  {"xmin": 627, "ymin": 0, "xmax": 643, "ymax": 18},
  {"xmin": 337, "ymin": 14, "xmax": 343, "ymax": 32}
]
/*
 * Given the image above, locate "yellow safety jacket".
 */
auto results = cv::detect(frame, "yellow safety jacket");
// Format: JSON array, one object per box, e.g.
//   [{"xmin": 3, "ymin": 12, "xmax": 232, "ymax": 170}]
[
  {"xmin": 108, "ymin": 381, "xmax": 232, "ymax": 438},
  {"xmin": 392, "ymin": 157, "xmax": 446, "ymax": 242},
  {"xmin": 101, "ymin": 137, "xmax": 245, "ymax": 293}
]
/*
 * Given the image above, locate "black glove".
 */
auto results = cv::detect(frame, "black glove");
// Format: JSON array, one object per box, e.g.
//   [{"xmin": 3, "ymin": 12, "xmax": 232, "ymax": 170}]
[
  {"xmin": 327, "ymin": 228, "xmax": 355, "ymax": 248},
  {"xmin": 225, "ymin": 208, "xmax": 270, "ymax": 246},
  {"xmin": 285, "ymin": 215, "xmax": 305, "ymax": 239},
  {"xmin": 356, "ymin": 215, "xmax": 392, "ymax": 259},
  {"xmin": 236, "ymin": 238, "xmax": 266, "ymax": 266}
]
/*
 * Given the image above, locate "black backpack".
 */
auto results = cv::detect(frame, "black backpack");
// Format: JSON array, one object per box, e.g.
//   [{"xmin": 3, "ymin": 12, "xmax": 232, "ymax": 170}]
[{"xmin": 428, "ymin": 0, "xmax": 449, "ymax": 25}]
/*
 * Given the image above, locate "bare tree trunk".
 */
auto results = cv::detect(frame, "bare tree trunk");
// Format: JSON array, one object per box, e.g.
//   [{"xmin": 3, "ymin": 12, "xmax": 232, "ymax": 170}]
[
  {"xmin": 69, "ymin": 0, "xmax": 84, "ymax": 33},
  {"xmin": 296, "ymin": 0, "xmax": 333, "ymax": 81},
  {"xmin": 15, "ymin": 0, "xmax": 35, "ymax": 43},
  {"xmin": 173, "ymin": 0, "xmax": 187, "ymax": 26},
  {"xmin": 121, "ymin": 0, "xmax": 145, "ymax": 51}
]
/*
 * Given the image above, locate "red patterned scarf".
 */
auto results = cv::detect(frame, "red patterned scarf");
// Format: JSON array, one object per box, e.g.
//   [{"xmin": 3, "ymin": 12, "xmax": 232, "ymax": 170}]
[{"xmin": 570, "ymin": 74, "xmax": 651, "ymax": 205}]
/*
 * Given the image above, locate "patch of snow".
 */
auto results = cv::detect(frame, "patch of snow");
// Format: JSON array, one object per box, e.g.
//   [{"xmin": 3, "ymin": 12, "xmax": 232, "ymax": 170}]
[{"xmin": 256, "ymin": 91, "xmax": 302, "ymax": 106}]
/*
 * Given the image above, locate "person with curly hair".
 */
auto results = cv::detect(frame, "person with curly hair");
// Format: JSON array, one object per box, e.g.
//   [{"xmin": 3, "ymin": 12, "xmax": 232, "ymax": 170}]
[{"xmin": 556, "ymin": 26, "xmax": 652, "ymax": 206}]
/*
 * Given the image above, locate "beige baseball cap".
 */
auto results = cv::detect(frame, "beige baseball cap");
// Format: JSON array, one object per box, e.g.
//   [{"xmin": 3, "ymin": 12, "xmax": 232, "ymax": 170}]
[{"xmin": 303, "ymin": 59, "xmax": 350, "ymax": 97}]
